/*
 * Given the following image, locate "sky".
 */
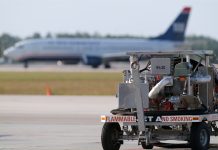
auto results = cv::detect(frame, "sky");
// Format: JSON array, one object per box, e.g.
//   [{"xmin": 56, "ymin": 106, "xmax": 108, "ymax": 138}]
[{"xmin": 0, "ymin": 0, "xmax": 217, "ymax": 40}]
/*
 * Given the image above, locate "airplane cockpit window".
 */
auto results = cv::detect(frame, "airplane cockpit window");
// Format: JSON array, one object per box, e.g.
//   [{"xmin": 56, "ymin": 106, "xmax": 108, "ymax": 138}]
[
  {"xmin": 15, "ymin": 43, "xmax": 26, "ymax": 49},
  {"xmin": 17, "ymin": 45, "xmax": 24, "ymax": 49}
]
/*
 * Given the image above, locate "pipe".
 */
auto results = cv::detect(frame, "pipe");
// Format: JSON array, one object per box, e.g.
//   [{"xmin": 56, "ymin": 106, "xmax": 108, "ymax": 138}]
[
  {"xmin": 190, "ymin": 75, "xmax": 211, "ymax": 83},
  {"xmin": 148, "ymin": 76, "xmax": 173, "ymax": 99}
]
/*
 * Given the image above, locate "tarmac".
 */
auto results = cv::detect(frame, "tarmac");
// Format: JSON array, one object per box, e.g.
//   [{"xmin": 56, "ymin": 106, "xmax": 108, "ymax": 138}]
[
  {"xmin": 0, "ymin": 62, "xmax": 130, "ymax": 72},
  {"xmin": 1, "ymin": 95, "xmax": 218, "ymax": 150}
]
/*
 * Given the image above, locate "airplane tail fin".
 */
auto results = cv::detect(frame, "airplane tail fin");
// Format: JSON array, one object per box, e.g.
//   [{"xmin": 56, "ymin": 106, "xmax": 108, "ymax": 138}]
[{"xmin": 152, "ymin": 7, "xmax": 191, "ymax": 42}]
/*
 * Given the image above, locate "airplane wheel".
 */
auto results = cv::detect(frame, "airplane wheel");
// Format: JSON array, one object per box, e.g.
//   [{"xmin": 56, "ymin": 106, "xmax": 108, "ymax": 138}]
[
  {"xmin": 24, "ymin": 61, "xmax": 29, "ymax": 68},
  {"xmin": 104, "ymin": 63, "xmax": 111, "ymax": 69},
  {"xmin": 101, "ymin": 122, "xmax": 122, "ymax": 150},
  {"xmin": 190, "ymin": 122, "xmax": 210, "ymax": 150},
  {"xmin": 141, "ymin": 142, "xmax": 153, "ymax": 149},
  {"xmin": 91, "ymin": 65, "xmax": 99, "ymax": 68}
]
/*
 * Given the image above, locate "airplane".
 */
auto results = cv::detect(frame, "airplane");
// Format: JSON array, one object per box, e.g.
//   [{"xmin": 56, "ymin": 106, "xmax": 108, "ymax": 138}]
[{"xmin": 3, "ymin": 7, "xmax": 191, "ymax": 68}]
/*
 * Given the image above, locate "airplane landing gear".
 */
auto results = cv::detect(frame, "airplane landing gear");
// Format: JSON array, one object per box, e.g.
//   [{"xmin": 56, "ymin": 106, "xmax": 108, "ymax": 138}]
[{"xmin": 24, "ymin": 61, "xmax": 29, "ymax": 68}]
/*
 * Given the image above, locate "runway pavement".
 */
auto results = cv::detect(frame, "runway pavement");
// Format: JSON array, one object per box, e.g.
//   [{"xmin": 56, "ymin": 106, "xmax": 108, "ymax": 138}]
[
  {"xmin": 0, "ymin": 95, "xmax": 218, "ymax": 150},
  {"xmin": 0, "ymin": 62, "xmax": 130, "ymax": 72}
]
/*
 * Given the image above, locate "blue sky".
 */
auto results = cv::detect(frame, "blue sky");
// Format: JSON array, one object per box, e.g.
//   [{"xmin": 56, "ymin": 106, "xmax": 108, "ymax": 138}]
[{"xmin": 0, "ymin": 0, "xmax": 217, "ymax": 40}]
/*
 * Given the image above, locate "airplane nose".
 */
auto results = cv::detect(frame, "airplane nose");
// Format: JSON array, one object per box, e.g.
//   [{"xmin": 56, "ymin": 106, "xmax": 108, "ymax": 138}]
[
  {"xmin": 3, "ymin": 47, "xmax": 15, "ymax": 60},
  {"xmin": 3, "ymin": 47, "xmax": 13, "ymax": 56}
]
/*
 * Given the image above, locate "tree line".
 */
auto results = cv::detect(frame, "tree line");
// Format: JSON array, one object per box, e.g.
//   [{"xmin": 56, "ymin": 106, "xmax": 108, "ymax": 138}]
[{"xmin": 0, "ymin": 32, "xmax": 217, "ymax": 56}]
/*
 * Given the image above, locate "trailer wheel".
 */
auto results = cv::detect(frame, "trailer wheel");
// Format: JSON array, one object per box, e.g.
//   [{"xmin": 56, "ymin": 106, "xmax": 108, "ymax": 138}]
[
  {"xmin": 190, "ymin": 122, "xmax": 210, "ymax": 150},
  {"xmin": 141, "ymin": 142, "xmax": 153, "ymax": 149},
  {"xmin": 101, "ymin": 122, "xmax": 122, "ymax": 150}
]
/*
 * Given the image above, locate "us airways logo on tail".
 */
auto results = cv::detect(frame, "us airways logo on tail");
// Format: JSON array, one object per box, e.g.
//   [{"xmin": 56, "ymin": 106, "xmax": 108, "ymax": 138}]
[
  {"xmin": 173, "ymin": 23, "xmax": 185, "ymax": 33},
  {"xmin": 151, "ymin": 7, "xmax": 191, "ymax": 41}
]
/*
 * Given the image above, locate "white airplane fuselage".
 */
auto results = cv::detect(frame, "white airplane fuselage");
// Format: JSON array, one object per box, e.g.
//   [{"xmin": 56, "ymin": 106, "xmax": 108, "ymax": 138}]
[{"xmin": 3, "ymin": 38, "xmax": 180, "ymax": 62}]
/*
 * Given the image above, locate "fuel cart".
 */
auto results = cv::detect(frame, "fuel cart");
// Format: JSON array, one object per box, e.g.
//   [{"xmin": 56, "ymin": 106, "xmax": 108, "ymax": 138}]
[{"xmin": 101, "ymin": 50, "xmax": 218, "ymax": 150}]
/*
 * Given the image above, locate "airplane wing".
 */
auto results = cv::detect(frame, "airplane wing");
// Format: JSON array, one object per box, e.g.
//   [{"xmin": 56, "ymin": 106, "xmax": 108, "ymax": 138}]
[{"xmin": 82, "ymin": 52, "xmax": 129, "ymax": 68}]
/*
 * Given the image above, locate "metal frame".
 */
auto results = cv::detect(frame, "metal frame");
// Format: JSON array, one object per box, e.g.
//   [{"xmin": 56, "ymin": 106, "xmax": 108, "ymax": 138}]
[
  {"xmin": 102, "ymin": 50, "xmax": 218, "ymax": 147},
  {"xmin": 127, "ymin": 50, "xmax": 214, "ymax": 132},
  {"xmin": 130, "ymin": 54, "xmax": 147, "ymax": 131}
]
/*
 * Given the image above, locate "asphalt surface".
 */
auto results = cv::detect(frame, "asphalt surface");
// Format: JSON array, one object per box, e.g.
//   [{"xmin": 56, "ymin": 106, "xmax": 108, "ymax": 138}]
[
  {"xmin": 0, "ymin": 62, "xmax": 130, "ymax": 72},
  {"xmin": 0, "ymin": 95, "xmax": 218, "ymax": 150}
]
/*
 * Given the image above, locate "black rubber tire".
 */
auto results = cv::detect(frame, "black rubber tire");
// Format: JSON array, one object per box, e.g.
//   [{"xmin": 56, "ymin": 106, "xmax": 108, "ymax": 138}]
[
  {"xmin": 190, "ymin": 122, "xmax": 210, "ymax": 150},
  {"xmin": 24, "ymin": 61, "xmax": 29, "ymax": 68},
  {"xmin": 91, "ymin": 65, "xmax": 99, "ymax": 68},
  {"xmin": 141, "ymin": 142, "xmax": 153, "ymax": 149},
  {"xmin": 104, "ymin": 63, "xmax": 111, "ymax": 69},
  {"xmin": 101, "ymin": 122, "xmax": 122, "ymax": 150}
]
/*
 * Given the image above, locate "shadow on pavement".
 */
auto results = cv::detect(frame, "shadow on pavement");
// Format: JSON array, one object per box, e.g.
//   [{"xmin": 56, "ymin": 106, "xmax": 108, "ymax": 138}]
[
  {"xmin": 0, "ymin": 134, "xmax": 12, "ymax": 138},
  {"xmin": 155, "ymin": 143, "xmax": 218, "ymax": 149},
  {"xmin": 155, "ymin": 142, "xmax": 189, "ymax": 148}
]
